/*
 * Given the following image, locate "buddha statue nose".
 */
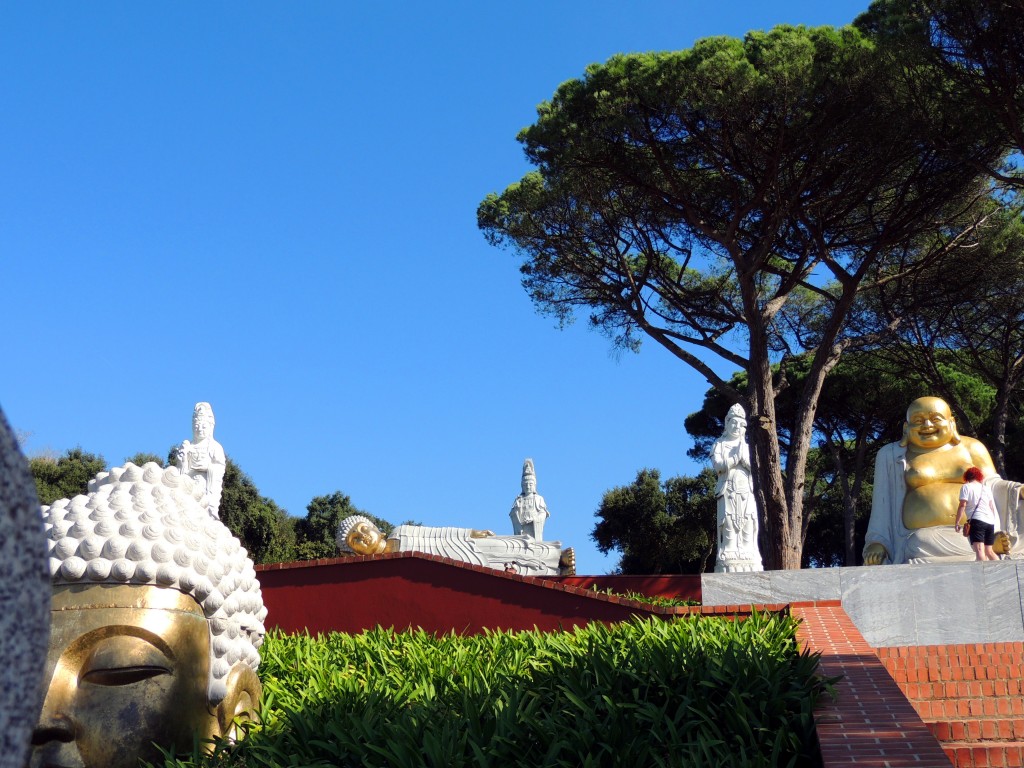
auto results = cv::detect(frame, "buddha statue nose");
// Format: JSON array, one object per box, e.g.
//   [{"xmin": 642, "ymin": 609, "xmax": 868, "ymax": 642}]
[
  {"xmin": 31, "ymin": 714, "xmax": 75, "ymax": 745},
  {"xmin": 32, "ymin": 684, "xmax": 77, "ymax": 746}
]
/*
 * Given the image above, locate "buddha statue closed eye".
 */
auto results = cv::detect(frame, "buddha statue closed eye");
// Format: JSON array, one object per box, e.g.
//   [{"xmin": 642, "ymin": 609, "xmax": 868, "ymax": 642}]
[{"xmin": 30, "ymin": 461, "xmax": 267, "ymax": 768}]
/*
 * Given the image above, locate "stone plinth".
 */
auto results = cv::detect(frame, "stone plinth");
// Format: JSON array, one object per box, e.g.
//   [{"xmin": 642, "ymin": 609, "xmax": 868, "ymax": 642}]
[{"xmin": 702, "ymin": 561, "xmax": 1024, "ymax": 647}]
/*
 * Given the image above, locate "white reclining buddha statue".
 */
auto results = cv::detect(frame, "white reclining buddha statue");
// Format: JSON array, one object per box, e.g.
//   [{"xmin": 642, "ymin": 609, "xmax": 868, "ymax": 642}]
[{"xmin": 336, "ymin": 515, "xmax": 575, "ymax": 576}]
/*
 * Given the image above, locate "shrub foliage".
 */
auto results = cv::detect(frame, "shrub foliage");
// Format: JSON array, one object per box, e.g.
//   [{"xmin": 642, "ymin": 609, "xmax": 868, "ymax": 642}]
[{"xmin": 162, "ymin": 613, "xmax": 827, "ymax": 767}]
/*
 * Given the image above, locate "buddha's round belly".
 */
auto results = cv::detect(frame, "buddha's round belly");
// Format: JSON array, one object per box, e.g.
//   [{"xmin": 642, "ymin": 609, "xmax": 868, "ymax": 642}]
[{"xmin": 903, "ymin": 483, "xmax": 961, "ymax": 529}]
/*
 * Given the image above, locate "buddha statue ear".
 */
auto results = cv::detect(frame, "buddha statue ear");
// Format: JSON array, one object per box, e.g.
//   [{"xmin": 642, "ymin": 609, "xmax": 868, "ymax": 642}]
[
  {"xmin": 213, "ymin": 664, "xmax": 262, "ymax": 741},
  {"xmin": 949, "ymin": 417, "xmax": 961, "ymax": 445},
  {"xmin": 899, "ymin": 422, "xmax": 910, "ymax": 447}
]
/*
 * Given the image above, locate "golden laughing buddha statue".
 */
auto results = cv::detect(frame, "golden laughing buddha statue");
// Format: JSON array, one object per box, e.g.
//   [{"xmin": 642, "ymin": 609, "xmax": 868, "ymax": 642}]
[
  {"xmin": 29, "ymin": 461, "xmax": 267, "ymax": 768},
  {"xmin": 863, "ymin": 396, "xmax": 1024, "ymax": 565}
]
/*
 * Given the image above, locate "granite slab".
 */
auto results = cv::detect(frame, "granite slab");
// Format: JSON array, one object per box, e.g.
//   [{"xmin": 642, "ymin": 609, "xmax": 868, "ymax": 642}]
[{"xmin": 702, "ymin": 560, "xmax": 1024, "ymax": 647}]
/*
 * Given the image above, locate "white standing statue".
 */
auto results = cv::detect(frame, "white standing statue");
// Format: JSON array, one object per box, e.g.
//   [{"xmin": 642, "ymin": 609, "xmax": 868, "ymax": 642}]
[
  {"xmin": 509, "ymin": 458, "xmax": 550, "ymax": 540},
  {"xmin": 175, "ymin": 402, "xmax": 226, "ymax": 519},
  {"xmin": 712, "ymin": 403, "xmax": 763, "ymax": 573}
]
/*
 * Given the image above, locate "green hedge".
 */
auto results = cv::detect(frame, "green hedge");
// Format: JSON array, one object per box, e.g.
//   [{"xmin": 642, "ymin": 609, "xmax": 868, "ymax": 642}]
[{"xmin": 161, "ymin": 613, "xmax": 829, "ymax": 768}]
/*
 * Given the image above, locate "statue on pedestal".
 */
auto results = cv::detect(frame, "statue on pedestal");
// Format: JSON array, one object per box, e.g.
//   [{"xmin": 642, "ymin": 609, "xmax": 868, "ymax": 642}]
[
  {"xmin": 337, "ymin": 515, "xmax": 575, "ymax": 576},
  {"xmin": 31, "ymin": 461, "xmax": 266, "ymax": 768},
  {"xmin": 864, "ymin": 396, "xmax": 1024, "ymax": 565},
  {"xmin": 712, "ymin": 403, "xmax": 763, "ymax": 573},
  {"xmin": 175, "ymin": 401, "xmax": 226, "ymax": 519},
  {"xmin": 509, "ymin": 458, "xmax": 550, "ymax": 540}
]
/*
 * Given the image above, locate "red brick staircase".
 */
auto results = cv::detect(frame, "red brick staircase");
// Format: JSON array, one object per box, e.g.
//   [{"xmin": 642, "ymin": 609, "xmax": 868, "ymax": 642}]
[{"xmin": 877, "ymin": 643, "xmax": 1024, "ymax": 767}]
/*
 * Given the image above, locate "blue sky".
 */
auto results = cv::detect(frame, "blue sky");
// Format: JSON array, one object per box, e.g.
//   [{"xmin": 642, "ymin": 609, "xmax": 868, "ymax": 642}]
[{"xmin": 2, "ymin": 1, "xmax": 871, "ymax": 575}]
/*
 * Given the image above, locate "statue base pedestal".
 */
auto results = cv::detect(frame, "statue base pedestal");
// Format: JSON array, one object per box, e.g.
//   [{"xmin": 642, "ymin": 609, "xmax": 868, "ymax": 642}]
[
  {"xmin": 703, "ymin": 560, "xmax": 1024, "ymax": 646},
  {"xmin": 714, "ymin": 558, "xmax": 763, "ymax": 574}
]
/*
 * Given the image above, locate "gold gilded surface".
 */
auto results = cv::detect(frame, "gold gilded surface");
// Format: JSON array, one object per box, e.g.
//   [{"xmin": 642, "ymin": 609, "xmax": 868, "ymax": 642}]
[
  {"xmin": 862, "ymin": 543, "xmax": 889, "ymax": 565},
  {"xmin": 901, "ymin": 397, "xmax": 995, "ymax": 531},
  {"xmin": 559, "ymin": 547, "xmax": 576, "ymax": 576},
  {"xmin": 346, "ymin": 521, "xmax": 390, "ymax": 554},
  {"xmin": 29, "ymin": 584, "xmax": 257, "ymax": 768}
]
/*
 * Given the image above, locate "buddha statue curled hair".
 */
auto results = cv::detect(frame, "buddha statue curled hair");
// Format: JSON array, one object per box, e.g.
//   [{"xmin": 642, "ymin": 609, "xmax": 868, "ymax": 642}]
[{"xmin": 41, "ymin": 461, "xmax": 267, "ymax": 703}]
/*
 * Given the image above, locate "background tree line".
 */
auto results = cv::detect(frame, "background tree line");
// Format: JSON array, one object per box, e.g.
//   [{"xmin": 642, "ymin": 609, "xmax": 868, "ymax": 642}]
[{"xmin": 28, "ymin": 448, "xmax": 393, "ymax": 565}]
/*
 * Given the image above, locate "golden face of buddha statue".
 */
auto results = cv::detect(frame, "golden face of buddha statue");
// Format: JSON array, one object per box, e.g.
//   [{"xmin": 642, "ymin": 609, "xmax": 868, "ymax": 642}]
[
  {"xmin": 35, "ymin": 459, "xmax": 266, "ymax": 767},
  {"xmin": 30, "ymin": 584, "xmax": 260, "ymax": 768},
  {"xmin": 346, "ymin": 520, "xmax": 388, "ymax": 555},
  {"xmin": 903, "ymin": 396, "xmax": 958, "ymax": 451}
]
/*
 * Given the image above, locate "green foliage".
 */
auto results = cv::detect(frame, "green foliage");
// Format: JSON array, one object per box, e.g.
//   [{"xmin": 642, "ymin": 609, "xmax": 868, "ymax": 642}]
[
  {"xmin": 159, "ymin": 614, "xmax": 828, "ymax": 768},
  {"xmin": 29, "ymin": 447, "xmax": 106, "ymax": 505},
  {"xmin": 293, "ymin": 491, "xmax": 379, "ymax": 560},
  {"xmin": 858, "ymin": 0, "xmax": 1022, "ymax": 186},
  {"xmin": 588, "ymin": 588, "xmax": 700, "ymax": 608},
  {"xmin": 125, "ymin": 451, "xmax": 167, "ymax": 467},
  {"xmin": 857, "ymin": 199, "xmax": 1024, "ymax": 474},
  {"xmin": 218, "ymin": 459, "xmax": 297, "ymax": 565},
  {"xmin": 592, "ymin": 469, "xmax": 717, "ymax": 574}
]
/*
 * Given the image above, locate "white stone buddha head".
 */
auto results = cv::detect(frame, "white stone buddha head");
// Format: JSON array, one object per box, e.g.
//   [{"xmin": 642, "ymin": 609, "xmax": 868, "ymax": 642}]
[
  {"xmin": 192, "ymin": 401, "xmax": 216, "ymax": 441},
  {"xmin": 723, "ymin": 403, "xmax": 746, "ymax": 440},
  {"xmin": 521, "ymin": 458, "xmax": 537, "ymax": 495}
]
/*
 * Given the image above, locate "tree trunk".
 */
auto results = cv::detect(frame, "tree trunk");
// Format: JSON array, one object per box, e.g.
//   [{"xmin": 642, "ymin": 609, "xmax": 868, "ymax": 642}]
[
  {"xmin": 847, "ymin": 424, "xmax": 872, "ymax": 567},
  {"xmin": 827, "ymin": 440, "xmax": 858, "ymax": 567},
  {"xmin": 991, "ymin": 377, "xmax": 1012, "ymax": 477},
  {"xmin": 745, "ymin": 335, "xmax": 802, "ymax": 570}
]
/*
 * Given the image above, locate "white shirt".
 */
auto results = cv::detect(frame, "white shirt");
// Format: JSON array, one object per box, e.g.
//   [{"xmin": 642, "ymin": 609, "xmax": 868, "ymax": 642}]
[{"xmin": 960, "ymin": 481, "xmax": 999, "ymax": 526}]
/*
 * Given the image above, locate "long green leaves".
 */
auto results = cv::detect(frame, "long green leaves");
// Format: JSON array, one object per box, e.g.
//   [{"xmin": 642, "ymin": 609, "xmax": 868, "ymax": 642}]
[{"xmin": 159, "ymin": 613, "xmax": 826, "ymax": 768}]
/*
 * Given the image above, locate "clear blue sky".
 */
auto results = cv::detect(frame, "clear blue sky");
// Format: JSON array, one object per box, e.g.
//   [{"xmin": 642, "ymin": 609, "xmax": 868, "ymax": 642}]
[{"xmin": 2, "ymin": 1, "xmax": 871, "ymax": 575}]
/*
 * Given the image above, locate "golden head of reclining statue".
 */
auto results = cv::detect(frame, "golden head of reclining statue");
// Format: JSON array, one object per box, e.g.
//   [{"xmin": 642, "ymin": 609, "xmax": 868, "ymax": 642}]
[
  {"xmin": 863, "ymin": 396, "xmax": 1022, "ymax": 565},
  {"xmin": 30, "ymin": 462, "xmax": 267, "ymax": 768}
]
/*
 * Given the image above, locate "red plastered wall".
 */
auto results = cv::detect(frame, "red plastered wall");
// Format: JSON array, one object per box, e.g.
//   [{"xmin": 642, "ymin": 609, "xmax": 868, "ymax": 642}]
[{"xmin": 255, "ymin": 553, "xmax": 692, "ymax": 636}]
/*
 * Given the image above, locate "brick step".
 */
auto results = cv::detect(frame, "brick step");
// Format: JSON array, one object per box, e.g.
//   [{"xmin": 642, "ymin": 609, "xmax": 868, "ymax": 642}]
[
  {"xmin": 942, "ymin": 739, "xmax": 1024, "ymax": 768},
  {"xmin": 884, "ymin": 655, "xmax": 1024, "ymax": 671},
  {"xmin": 912, "ymin": 696, "xmax": 1024, "ymax": 721},
  {"xmin": 884, "ymin": 663, "xmax": 1019, "ymax": 679},
  {"xmin": 880, "ymin": 647, "xmax": 1024, "ymax": 660},
  {"xmin": 929, "ymin": 717, "xmax": 1024, "ymax": 743},
  {"xmin": 876, "ymin": 647, "xmax": 1024, "ymax": 659},
  {"xmin": 899, "ymin": 680, "xmax": 1024, "ymax": 703}
]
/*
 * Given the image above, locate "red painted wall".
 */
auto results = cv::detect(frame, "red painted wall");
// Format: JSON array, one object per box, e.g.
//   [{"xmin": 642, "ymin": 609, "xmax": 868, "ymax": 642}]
[
  {"xmin": 256, "ymin": 553, "xmax": 695, "ymax": 636},
  {"xmin": 546, "ymin": 575, "xmax": 701, "ymax": 602}
]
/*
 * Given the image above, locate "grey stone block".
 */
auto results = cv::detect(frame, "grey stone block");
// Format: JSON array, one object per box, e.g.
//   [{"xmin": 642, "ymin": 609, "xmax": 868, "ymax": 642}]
[
  {"xmin": 771, "ymin": 568, "xmax": 841, "ymax": 602},
  {"xmin": 701, "ymin": 572, "xmax": 772, "ymax": 605},
  {"xmin": 702, "ymin": 560, "xmax": 1024, "ymax": 647}
]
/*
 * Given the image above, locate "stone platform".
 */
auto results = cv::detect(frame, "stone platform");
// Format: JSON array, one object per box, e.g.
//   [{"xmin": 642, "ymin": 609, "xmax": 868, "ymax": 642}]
[{"xmin": 702, "ymin": 560, "xmax": 1024, "ymax": 647}]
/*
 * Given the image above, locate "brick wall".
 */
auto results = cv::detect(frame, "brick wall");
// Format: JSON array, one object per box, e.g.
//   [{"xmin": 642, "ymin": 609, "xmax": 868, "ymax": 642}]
[{"xmin": 877, "ymin": 643, "xmax": 1024, "ymax": 767}]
